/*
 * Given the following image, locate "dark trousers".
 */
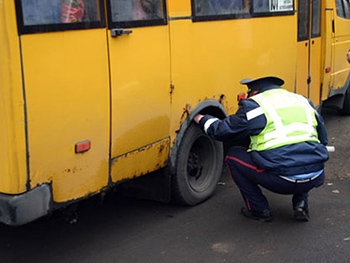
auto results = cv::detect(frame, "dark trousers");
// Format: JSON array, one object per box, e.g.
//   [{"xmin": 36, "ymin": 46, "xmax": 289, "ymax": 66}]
[{"xmin": 225, "ymin": 146, "xmax": 325, "ymax": 212}]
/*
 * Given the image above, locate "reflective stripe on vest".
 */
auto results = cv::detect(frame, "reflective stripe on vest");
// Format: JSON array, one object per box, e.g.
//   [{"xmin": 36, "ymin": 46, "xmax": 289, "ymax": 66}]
[{"xmin": 247, "ymin": 89, "xmax": 320, "ymax": 151}]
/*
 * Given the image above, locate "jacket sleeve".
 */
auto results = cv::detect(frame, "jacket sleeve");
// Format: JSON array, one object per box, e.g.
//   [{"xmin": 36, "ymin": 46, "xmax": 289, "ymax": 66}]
[
  {"xmin": 315, "ymin": 110, "xmax": 328, "ymax": 145},
  {"xmin": 307, "ymin": 99, "xmax": 328, "ymax": 145},
  {"xmin": 198, "ymin": 104, "xmax": 249, "ymax": 142}
]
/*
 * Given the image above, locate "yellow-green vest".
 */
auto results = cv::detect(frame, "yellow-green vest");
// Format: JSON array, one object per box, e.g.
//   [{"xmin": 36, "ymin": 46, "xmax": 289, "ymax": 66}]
[{"xmin": 247, "ymin": 89, "xmax": 320, "ymax": 152}]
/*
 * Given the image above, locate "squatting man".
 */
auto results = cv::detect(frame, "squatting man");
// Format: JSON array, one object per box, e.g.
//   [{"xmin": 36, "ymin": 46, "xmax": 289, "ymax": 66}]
[{"xmin": 194, "ymin": 76, "xmax": 329, "ymax": 222}]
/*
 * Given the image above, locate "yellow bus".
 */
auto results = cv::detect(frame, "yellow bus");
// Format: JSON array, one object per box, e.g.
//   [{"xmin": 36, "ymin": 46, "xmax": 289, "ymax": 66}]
[{"xmin": 1, "ymin": 0, "xmax": 349, "ymax": 226}]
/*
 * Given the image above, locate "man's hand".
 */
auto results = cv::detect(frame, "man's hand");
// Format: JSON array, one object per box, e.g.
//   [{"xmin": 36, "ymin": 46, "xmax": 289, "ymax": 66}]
[{"xmin": 194, "ymin": 114, "xmax": 204, "ymax": 124}]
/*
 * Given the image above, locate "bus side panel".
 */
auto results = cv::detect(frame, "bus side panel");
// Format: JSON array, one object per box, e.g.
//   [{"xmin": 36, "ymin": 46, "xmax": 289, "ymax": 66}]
[
  {"xmin": 0, "ymin": 1, "xmax": 28, "ymax": 194},
  {"xmin": 332, "ymin": 17, "xmax": 350, "ymax": 91},
  {"xmin": 169, "ymin": 15, "xmax": 297, "ymax": 138},
  {"xmin": 20, "ymin": 30, "xmax": 110, "ymax": 203}
]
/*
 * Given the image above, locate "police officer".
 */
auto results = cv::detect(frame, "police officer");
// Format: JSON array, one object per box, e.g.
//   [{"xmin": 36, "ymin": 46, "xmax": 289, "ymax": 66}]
[{"xmin": 194, "ymin": 76, "xmax": 329, "ymax": 222}]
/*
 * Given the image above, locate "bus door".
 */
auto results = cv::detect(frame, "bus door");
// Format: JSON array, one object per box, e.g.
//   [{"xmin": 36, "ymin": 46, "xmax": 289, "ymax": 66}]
[
  {"xmin": 105, "ymin": 0, "xmax": 171, "ymax": 182},
  {"xmin": 15, "ymin": 0, "xmax": 110, "ymax": 202},
  {"xmin": 296, "ymin": 0, "xmax": 322, "ymax": 104}
]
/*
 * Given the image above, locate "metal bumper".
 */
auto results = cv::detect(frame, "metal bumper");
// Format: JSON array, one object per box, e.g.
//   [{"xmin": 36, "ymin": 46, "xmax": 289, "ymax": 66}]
[{"xmin": 0, "ymin": 184, "xmax": 52, "ymax": 226}]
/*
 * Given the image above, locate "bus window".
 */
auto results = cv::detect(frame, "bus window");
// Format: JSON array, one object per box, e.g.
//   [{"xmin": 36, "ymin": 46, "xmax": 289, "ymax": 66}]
[
  {"xmin": 335, "ymin": 0, "xmax": 343, "ymax": 17},
  {"xmin": 193, "ymin": 0, "xmax": 294, "ymax": 21},
  {"xmin": 193, "ymin": 0, "xmax": 248, "ymax": 16},
  {"xmin": 21, "ymin": 0, "xmax": 62, "ymax": 25},
  {"xmin": 312, "ymin": 0, "xmax": 321, "ymax": 37},
  {"xmin": 108, "ymin": 0, "xmax": 166, "ymax": 27},
  {"xmin": 17, "ymin": 0, "xmax": 105, "ymax": 34},
  {"xmin": 343, "ymin": 0, "xmax": 350, "ymax": 18},
  {"xmin": 336, "ymin": 0, "xmax": 350, "ymax": 18},
  {"xmin": 253, "ymin": 0, "xmax": 270, "ymax": 13},
  {"xmin": 253, "ymin": 0, "xmax": 293, "ymax": 13},
  {"xmin": 297, "ymin": 0, "xmax": 309, "ymax": 41}
]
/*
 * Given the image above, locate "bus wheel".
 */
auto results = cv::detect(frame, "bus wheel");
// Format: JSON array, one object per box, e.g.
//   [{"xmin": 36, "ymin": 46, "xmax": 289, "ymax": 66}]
[
  {"xmin": 338, "ymin": 87, "xmax": 350, "ymax": 115},
  {"xmin": 172, "ymin": 122, "xmax": 224, "ymax": 205}
]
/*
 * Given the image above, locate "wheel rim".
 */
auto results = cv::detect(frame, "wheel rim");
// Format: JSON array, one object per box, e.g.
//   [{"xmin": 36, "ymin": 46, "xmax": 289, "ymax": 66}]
[{"xmin": 187, "ymin": 135, "xmax": 216, "ymax": 192}]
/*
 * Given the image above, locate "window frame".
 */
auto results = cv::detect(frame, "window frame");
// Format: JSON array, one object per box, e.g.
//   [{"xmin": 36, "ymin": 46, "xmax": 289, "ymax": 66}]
[{"xmin": 16, "ymin": 0, "xmax": 106, "ymax": 35}]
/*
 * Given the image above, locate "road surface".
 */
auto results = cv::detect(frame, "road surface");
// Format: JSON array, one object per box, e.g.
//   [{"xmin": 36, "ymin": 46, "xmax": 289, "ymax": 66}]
[{"xmin": 1, "ymin": 108, "xmax": 349, "ymax": 263}]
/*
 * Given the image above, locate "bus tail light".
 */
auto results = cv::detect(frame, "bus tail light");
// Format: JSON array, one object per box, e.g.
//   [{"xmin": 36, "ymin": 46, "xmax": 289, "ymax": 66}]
[{"xmin": 325, "ymin": 67, "xmax": 331, "ymax": 73}]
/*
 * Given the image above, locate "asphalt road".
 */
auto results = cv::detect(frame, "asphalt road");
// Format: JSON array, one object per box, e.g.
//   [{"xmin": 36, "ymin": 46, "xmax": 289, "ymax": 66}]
[{"xmin": 1, "ymin": 108, "xmax": 350, "ymax": 263}]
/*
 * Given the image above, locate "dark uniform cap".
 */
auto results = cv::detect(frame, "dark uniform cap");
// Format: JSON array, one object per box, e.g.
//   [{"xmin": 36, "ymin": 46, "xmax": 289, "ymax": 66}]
[{"xmin": 240, "ymin": 76, "xmax": 284, "ymax": 91}]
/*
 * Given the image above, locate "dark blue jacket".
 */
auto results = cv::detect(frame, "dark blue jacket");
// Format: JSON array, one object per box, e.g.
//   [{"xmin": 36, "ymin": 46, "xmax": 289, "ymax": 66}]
[{"xmin": 198, "ymin": 86, "xmax": 329, "ymax": 176}]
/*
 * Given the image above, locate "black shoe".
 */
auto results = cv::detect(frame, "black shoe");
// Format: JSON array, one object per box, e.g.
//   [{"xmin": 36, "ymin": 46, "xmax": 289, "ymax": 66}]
[
  {"xmin": 293, "ymin": 200, "xmax": 309, "ymax": 222},
  {"xmin": 241, "ymin": 207, "xmax": 273, "ymax": 222}
]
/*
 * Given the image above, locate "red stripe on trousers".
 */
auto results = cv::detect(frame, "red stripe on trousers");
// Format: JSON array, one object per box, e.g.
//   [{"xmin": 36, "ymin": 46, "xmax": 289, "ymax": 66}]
[{"xmin": 225, "ymin": 155, "xmax": 266, "ymax": 173}]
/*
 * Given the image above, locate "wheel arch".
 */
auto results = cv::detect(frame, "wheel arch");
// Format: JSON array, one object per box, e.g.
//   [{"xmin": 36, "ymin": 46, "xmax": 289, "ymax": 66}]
[
  {"xmin": 322, "ymin": 72, "xmax": 350, "ymax": 111},
  {"xmin": 168, "ymin": 100, "xmax": 227, "ymax": 175}
]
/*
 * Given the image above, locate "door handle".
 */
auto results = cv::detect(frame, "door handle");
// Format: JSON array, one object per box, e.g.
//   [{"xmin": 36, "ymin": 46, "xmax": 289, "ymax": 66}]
[{"xmin": 111, "ymin": 28, "xmax": 133, "ymax": 37}]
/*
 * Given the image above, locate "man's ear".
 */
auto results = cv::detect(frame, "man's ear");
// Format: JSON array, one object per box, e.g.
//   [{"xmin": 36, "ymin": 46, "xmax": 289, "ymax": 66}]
[{"xmin": 248, "ymin": 90, "xmax": 259, "ymax": 97}]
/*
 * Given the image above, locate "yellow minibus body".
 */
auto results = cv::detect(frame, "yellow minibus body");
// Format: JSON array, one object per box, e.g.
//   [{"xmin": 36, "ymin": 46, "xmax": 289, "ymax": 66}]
[{"xmin": 1, "ymin": 0, "xmax": 350, "ymax": 225}]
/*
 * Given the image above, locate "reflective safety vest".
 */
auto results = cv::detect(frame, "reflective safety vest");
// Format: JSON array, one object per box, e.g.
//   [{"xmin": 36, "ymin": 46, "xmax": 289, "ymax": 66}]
[{"xmin": 247, "ymin": 89, "xmax": 320, "ymax": 151}]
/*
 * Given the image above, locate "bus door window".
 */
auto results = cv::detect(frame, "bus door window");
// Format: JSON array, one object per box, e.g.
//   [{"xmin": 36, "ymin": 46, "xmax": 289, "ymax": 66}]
[
  {"xmin": 17, "ymin": 0, "xmax": 104, "ymax": 34},
  {"xmin": 297, "ymin": 0, "xmax": 310, "ymax": 41},
  {"xmin": 21, "ymin": 0, "xmax": 101, "ymax": 25},
  {"xmin": 21, "ymin": 0, "xmax": 62, "ymax": 25},
  {"xmin": 311, "ymin": 0, "xmax": 321, "ymax": 38},
  {"xmin": 109, "ymin": 0, "xmax": 165, "ymax": 23}
]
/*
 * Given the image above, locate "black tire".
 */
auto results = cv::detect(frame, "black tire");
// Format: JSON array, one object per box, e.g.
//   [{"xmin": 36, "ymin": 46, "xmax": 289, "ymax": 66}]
[
  {"xmin": 338, "ymin": 87, "xmax": 350, "ymax": 115},
  {"xmin": 171, "ymin": 123, "xmax": 224, "ymax": 205}
]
